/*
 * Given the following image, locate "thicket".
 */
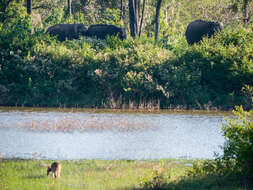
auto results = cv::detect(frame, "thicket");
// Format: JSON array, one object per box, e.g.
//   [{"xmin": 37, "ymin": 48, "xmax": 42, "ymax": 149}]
[{"xmin": 0, "ymin": 0, "xmax": 253, "ymax": 109}]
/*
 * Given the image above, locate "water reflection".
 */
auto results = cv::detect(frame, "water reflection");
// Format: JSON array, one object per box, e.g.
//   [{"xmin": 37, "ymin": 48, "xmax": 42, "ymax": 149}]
[{"xmin": 0, "ymin": 109, "xmax": 227, "ymax": 160}]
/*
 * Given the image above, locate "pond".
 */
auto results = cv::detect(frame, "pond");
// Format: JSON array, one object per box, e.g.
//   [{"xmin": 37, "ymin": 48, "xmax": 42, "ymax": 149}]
[{"xmin": 0, "ymin": 108, "xmax": 229, "ymax": 160}]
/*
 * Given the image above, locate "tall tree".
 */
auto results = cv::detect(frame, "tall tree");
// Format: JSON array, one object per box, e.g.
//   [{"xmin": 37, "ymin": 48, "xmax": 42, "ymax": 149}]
[
  {"xmin": 155, "ymin": 0, "xmax": 162, "ymax": 41},
  {"xmin": 129, "ymin": 0, "xmax": 139, "ymax": 37},
  {"xmin": 242, "ymin": 0, "xmax": 252, "ymax": 24},
  {"xmin": 134, "ymin": 0, "xmax": 139, "ymax": 35},
  {"xmin": 68, "ymin": 0, "xmax": 72, "ymax": 16},
  {"xmin": 120, "ymin": 0, "xmax": 123, "ymax": 19},
  {"xmin": 27, "ymin": 0, "xmax": 32, "ymax": 14},
  {"xmin": 138, "ymin": 0, "xmax": 146, "ymax": 36},
  {"xmin": 232, "ymin": 0, "xmax": 253, "ymax": 25}
]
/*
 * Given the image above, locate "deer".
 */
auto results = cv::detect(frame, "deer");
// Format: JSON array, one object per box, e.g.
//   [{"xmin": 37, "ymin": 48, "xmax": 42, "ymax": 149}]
[{"xmin": 47, "ymin": 162, "xmax": 61, "ymax": 178}]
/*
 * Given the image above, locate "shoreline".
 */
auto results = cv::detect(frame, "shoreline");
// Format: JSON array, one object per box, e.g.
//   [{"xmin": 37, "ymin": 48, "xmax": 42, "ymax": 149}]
[
  {"xmin": 0, "ymin": 158, "xmax": 245, "ymax": 190},
  {"xmin": 0, "ymin": 106, "xmax": 232, "ymax": 115}
]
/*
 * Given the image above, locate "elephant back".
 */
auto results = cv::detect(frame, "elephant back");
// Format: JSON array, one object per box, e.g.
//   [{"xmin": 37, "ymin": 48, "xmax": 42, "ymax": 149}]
[
  {"xmin": 185, "ymin": 20, "xmax": 222, "ymax": 45},
  {"xmin": 87, "ymin": 24, "xmax": 126, "ymax": 40}
]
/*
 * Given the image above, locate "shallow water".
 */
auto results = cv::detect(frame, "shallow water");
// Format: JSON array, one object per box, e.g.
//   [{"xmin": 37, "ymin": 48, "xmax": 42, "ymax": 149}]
[{"xmin": 0, "ymin": 108, "xmax": 228, "ymax": 160}]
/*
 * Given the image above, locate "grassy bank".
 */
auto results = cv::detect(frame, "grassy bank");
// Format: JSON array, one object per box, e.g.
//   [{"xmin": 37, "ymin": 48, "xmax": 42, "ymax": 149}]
[
  {"xmin": 0, "ymin": 159, "xmax": 249, "ymax": 190},
  {"xmin": 0, "ymin": 159, "xmax": 187, "ymax": 190}
]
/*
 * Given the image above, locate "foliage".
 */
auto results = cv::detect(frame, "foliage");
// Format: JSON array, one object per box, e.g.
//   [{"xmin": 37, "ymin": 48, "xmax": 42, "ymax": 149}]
[
  {"xmin": 1, "ymin": 20, "xmax": 253, "ymax": 109},
  {"xmin": 96, "ymin": 8, "xmax": 122, "ymax": 26},
  {"xmin": 161, "ymin": 26, "xmax": 253, "ymax": 109},
  {"xmin": 0, "ymin": 0, "xmax": 27, "ymax": 24},
  {"xmin": 187, "ymin": 159, "xmax": 236, "ymax": 180},
  {"xmin": 222, "ymin": 95, "xmax": 253, "ymax": 183},
  {"xmin": 139, "ymin": 162, "xmax": 170, "ymax": 190},
  {"xmin": 43, "ymin": 8, "xmax": 65, "ymax": 27},
  {"xmin": 0, "ymin": 0, "xmax": 252, "ymax": 109},
  {"xmin": 231, "ymin": 0, "xmax": 253, "ymax": 24}
]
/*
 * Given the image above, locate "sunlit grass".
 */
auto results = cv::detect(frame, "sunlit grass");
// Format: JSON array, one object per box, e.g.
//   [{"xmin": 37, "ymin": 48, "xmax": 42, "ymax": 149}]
[
  {"xmin": 0, "ymin": 159, "xmax": 249, "ymax": 190},
  {"xmin": 0, "ymin": 159, "xmax": 191, "ymax": 190}
]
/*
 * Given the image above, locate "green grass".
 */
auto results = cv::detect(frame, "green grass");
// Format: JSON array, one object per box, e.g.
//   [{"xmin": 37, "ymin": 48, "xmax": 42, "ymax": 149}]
[
  {"xmin": 0, "ymin": 159, "xmax": 189, "ymax": 190},
  {"xmin": 0, "ymin": 159, "xmax": 251, "ymax": 190}
]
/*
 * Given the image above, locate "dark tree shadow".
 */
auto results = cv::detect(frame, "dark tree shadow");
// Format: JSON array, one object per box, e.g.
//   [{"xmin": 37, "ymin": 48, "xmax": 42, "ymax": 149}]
[{"xmin": 119, "ymin": 175, "xmax": 252, "ymax": 190}]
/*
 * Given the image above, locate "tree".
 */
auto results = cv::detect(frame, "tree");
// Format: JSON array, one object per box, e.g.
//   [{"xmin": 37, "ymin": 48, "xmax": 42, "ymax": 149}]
[
  {"xmin": 120, "ymin": 0, "xmax": 123, "ymax": 19},
  {"xmin": 242, "ymin": 0, "xmax": 252, "ymax": 24},
  {"xmin": 0, "ymin": 0, "xmax": 15, "ymax": 20},
  {"xmin": 138, "ymin": 0, "xmax": 146, "ymax": 36},
  {"xmin": 155, "ymin": 0, "xmax": 162, "ymax": 41},
  {"xmin": 27, "ymin": 0, "xmax": 32, "ymax": 14},
  {"xmin": 129, "ymin": 0, "xmax": 139, "ymax": 37},
  {"xmin": 67, "ymin": 0, "xmax": 72, "ymax": 16},
  {"xmin": 232, "ymin": 0, "xmax": 253, "ymax": 25}
]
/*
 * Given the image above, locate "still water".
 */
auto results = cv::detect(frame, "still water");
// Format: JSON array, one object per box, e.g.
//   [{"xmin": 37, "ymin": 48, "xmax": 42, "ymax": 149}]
[{"xmin": 0, "ymin": 108, "xmax": 228, "ymax": 160}]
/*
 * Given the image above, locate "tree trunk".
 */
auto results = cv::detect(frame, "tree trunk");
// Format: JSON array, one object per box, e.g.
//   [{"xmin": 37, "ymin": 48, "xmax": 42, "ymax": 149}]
[
  {"xmin": 68, "ymin": 0, "xmax": 72, "ymax": 16},
  {"xmin": 155, "ymin": 0, "xmax": 162, "ymax": 41},
  {"xmin": 134, "ymin": 0, "xmax": 139, "ymax": 35},
  {"xmin": 129, "ymin": 0, "xmax": 136, "ymax": 37},
  {"xmin": 242, "ymin": 0, "xmax": 250, "ymax": 25},
  {"xmin": 120, "ymin": 0, "xmax": 123, "ymax": 19},
  {"xmin": 139, "ymin": 0, "xmax": 146, "ymax": 36},
  {"xmin": 27, "ymin": 0, "xmax": 32, "ymax": 14}
]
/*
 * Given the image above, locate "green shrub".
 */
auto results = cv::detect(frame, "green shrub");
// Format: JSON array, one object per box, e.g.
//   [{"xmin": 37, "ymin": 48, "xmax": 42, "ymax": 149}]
[
  {"xmin": 187, "ymin": 158, "xmax": 237, "ymax": 179},
  {"xmin": 222, "ymin": 96, "xmax": 253, "ymax": 183},
  {"xmin": 0, "ymin": 12, "xmax": 252, "ymax": 109},
  {"xmin": 139, "ymin": 163, "xmax": 170, "ymax": 190},
  {"xmin": 160, "ymin": 27, "xmax": 253, "ymax": 109}
]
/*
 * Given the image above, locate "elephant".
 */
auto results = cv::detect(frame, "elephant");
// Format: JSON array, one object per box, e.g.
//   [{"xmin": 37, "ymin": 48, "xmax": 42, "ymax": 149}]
[
  {"xmin": 86, "ymin": 24, "xmax": 127, "ymax": 40},
  {"xmin": 185, "ymin": 20, "xmax": 223, "ymax": 45},
  {"xmin": 46, "ymin": 24, "xmax": 88, "ymax": 41}
]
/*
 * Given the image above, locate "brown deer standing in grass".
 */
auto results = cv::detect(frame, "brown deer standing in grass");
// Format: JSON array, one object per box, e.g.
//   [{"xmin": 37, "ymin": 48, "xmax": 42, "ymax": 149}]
[{"xmin": 47, "ymin": 162, "xmax": 61, "ymax": 178}]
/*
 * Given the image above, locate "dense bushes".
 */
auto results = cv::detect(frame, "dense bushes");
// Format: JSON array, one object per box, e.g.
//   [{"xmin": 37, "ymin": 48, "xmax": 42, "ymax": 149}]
[
  {"xmin": 0, "ymin": 2, "xmax": 253, "ymax": 109},
  {"xmin": 1, "ymin": 24, "xmax": 253, "ymax": 109},
  {"xmin": 161, "ymin": 26, "xmax": 253, "ymax": 109},
  {"xmin": 222, "ymin": 99, "xmax": 253, "ymax": 183}
]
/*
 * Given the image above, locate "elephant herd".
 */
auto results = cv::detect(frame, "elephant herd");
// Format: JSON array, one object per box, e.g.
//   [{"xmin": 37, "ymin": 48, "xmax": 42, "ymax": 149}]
[
  {"xmin": 47, "ymin": 24, "xmax": 127, "ymax": 41},
  {"xmin": 47, "ymin": 20, "xmax": 223, "ymax": 45}
]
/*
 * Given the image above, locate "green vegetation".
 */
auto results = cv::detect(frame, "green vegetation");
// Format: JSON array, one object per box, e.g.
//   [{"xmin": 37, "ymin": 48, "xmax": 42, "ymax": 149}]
[
  {"xmin": 0, "ymin": 159, "xmax": 188, "ymax": 190},
  {"xmin": 1, "ymin": 1, "xmax": 253, "ymax": 189},
  {"xmin": 0, "ymin": 0, "xmax": 253, "ymax": 109},
  {"xmin": 139, "ymin": 96, "xmax": 253, "ymax": 189},
  {"xmin": 0, "ymin": 158, "xmax": 251, "ymax": 190},
  {"xmin": 222, "ymin": 96, "xmax": 253, "ymax": 184},
  {"xmin": 0, "ymin": 101, "xmax": 251, "ymax": 189}
]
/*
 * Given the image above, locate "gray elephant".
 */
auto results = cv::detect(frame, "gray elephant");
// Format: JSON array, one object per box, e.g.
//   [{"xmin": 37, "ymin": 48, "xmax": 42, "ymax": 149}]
[
  {"xmin": 185, "ymin": 20, "xmax": 223, "ymax": 45},
  {"xmin": 47, "ymin": 24, "xmax": 88, "ymax": 41},
  {"xmin": 87, "ymin": 24, "xmax": 127, "ymax": 40}
]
